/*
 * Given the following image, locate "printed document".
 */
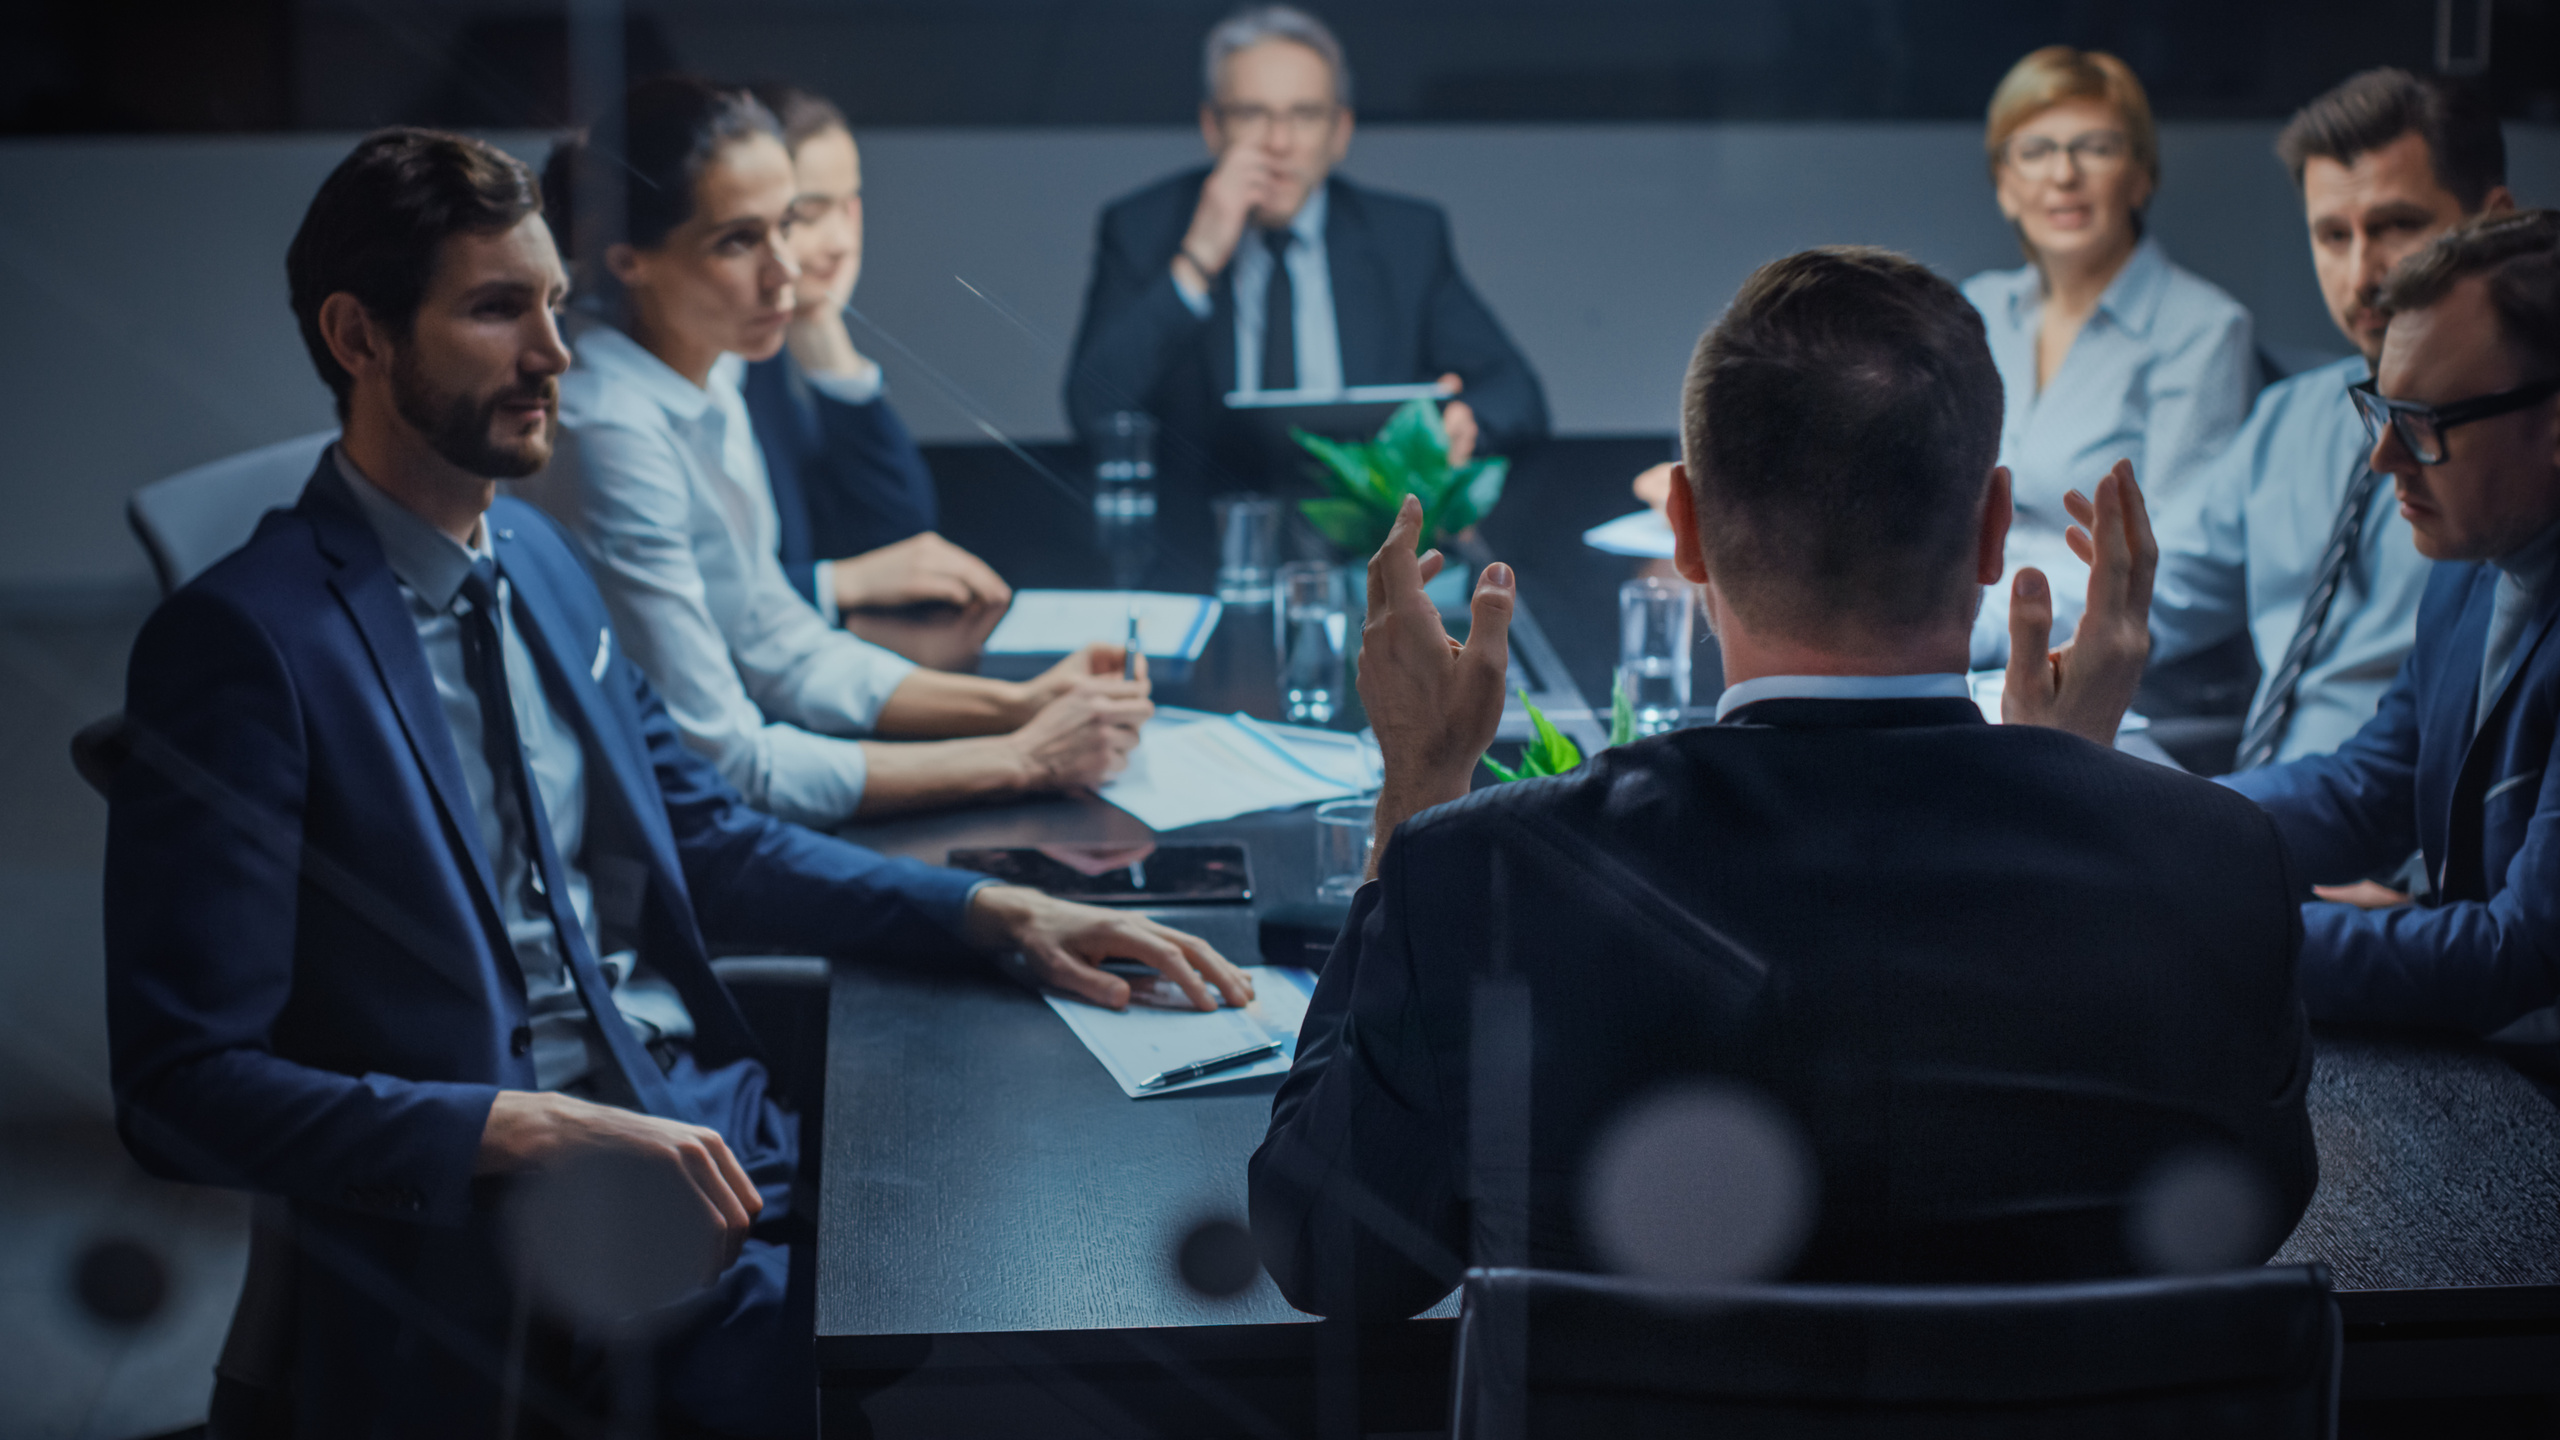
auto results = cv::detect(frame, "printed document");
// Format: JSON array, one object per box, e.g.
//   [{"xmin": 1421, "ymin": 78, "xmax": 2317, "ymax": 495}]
[{"xmin": 1043, "ymin": 965, "xmax": 1319, "ymax": 1097}]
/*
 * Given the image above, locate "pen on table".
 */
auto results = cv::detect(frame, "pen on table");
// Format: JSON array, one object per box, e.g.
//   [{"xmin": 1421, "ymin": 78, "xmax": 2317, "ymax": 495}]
[
  {"xmin": 1123, "ymin": 608, "xmax": 1140, "ymax": 680},
  {"xmin": 1138, "ymin": 1040, "xmax": 1283, "ymax": 1091}
]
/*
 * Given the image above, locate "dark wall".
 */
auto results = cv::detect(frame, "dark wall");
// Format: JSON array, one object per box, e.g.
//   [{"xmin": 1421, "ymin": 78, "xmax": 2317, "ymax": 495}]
[{"xmin": 8, "ymin": 0, "xmax": 2557, "ymax": 135}]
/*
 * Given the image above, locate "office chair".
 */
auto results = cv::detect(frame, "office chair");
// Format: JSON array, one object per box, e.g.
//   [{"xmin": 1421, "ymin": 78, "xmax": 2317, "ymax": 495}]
[
  {"xmin": 127, "ymin": 430, "xmax": 338, "ymax": 596},
  {"xmin": 1451, "ymin": 1264, "xmax": 2339, "ymax": 1439}
]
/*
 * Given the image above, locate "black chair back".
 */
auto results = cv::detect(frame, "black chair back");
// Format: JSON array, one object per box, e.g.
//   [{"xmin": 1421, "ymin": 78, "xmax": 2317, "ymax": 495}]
[{"xmin": 1452, "ymin": 1264, "xmax": 2338, "ymax": 1439}]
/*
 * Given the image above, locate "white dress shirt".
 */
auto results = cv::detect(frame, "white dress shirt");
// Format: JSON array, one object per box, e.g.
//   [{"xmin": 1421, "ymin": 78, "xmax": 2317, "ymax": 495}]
[
  {"xmin": 1714, "ymin": 672, "xmax": 1974, "ymax": 721},
  {"xmin": 519, "ymin": 321, "xmax": 917, "ymax": 828},
  {"xmin": 339, "ymin": 449, "xmax": 692, "ymax": 1092},
  {"xmin": 1963, "ymin": 237, "xmax": 2258, "ymax": 666},
  {"xmin": 1174, "ymin": 183, "xmax": 1345, "ymax": 395}
]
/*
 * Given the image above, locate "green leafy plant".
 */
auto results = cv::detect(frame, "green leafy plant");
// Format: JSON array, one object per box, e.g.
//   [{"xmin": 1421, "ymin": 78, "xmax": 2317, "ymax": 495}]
[
  {"xmin": 1292, "ymin": 398, "xmax": 1509, "ymax": 557},
  {"xmin": 1479, "ymin": 682, "xmax": 1638, "ymax": 783}
]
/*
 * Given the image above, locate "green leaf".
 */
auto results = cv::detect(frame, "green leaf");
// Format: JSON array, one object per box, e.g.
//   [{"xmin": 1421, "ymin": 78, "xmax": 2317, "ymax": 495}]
[
  {"xmin": 1298, "ymin": 498, "xmax": 1391, "ymax": 555},
  {"xmin": 1290, "ymin": 429, "xmax": 1379, "ymax": 501},
  {"xmin": 1524, "ymin": 690, "xmax": 1584, "ymax": 774},
  {"xmin": 1379, "ymin": 398, "xmax": 1451, "ymax": 482},
  {"xmin": 1479, "ymin": 752, "xmax": 1524, "ymax": 783},
  {"xmin": 1609, "ymin": 672, "xmax": 1636, "ymax": 748}
]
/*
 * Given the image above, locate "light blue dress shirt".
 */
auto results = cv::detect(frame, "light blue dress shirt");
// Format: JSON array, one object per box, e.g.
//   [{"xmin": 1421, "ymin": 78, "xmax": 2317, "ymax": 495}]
[
  {"xmin": 1963, "ymin": 237, "xmax": 2258, "ymax": 666},
  {"xmin": 1714, "ymin": 672, "xmax": 1973, "ymax": 721},
  {"xmin": 338, "ymin": 449, "xmax": 692, "ymax": 1093},
  {"xmin": 2149, "ymin": 356, "xmax": 2433, "ymax": 764},
  {"xmin": 518, "ymin": 321, "xmax": 918, "ymax": 828},
  {"xmin": 1173, "ymin": 184, "xmax": 1345, "ymax": 395}
]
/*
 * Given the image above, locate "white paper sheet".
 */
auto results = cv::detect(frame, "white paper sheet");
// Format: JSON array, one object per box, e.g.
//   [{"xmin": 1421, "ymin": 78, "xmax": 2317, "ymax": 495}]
[
  {"xmin": 1099, "ymin": 709, "xmax": 1370, "ymax": 831},
  {"xmin": 985, "ymin": 590, "xmax": 1223, "ymax": 660},
  {"xmin": 1581, "ymin": 508, "xmax": 1676, "ymax": 558},
  {"xmin": 1043, "ymin": 965, "xmax": 1319, "ymax": 1097}
]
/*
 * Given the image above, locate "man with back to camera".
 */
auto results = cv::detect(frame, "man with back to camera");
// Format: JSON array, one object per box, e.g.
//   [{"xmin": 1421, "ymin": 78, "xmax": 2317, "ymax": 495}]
[
  {"xmin": 1250, "ymin": 247, "xmax": 2317, "ymax": 1318},
  {"xmin": 1064, "ymin": 4, "xmax": 1548, "ymax": 504},
  {"xmin": 103, "ymin": 126, "xmax": 1248, "ymax": 1436},
  {"xmin": 2223, "ymin": 210, "xmax": 2560, "ymax": 1052},
  {"xmin": 2144, "ymin": 69, "xmax": 2513, "ymax": 780}
]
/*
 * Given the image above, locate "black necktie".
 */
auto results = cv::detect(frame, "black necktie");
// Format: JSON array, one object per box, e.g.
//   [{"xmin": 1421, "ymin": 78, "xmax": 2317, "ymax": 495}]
[
  {"xmin": 457, "ymin": 559, "xmax": 675, "ymax": 1115},
  {"xmin": 1260, "ymin": 228, "xmax": 1296, "ymax": 393},
  {"xmin": 2233, "ymin": 462, "xmax": 2386, "ymax": 771}
]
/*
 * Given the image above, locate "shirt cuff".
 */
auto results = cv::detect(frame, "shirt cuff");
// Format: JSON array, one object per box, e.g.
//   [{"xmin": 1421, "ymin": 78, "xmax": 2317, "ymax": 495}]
[
  {"xmin": 812, "ymin": 559, "xmax": 840, "ymax": 625},
  {"xmin": 803, "ymin": 362, "xmax": 885, "ymax": 406},
  {"xmin": 1171, "ymin": 266, "xmax": 1212, "ymax": 319}
]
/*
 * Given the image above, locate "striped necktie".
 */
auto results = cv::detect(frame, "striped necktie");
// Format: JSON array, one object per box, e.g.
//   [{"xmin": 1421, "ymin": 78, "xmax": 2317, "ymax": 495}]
[{"xmin": 2232, "ymin": 462, "xmax": 2385, "ymax": 771}]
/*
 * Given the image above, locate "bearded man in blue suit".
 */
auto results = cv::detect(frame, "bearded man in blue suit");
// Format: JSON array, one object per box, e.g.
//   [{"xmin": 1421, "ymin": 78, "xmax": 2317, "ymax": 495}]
[{"xmin": 105, "ymin": 128, "xmax": 1249, "ymax": 1438}]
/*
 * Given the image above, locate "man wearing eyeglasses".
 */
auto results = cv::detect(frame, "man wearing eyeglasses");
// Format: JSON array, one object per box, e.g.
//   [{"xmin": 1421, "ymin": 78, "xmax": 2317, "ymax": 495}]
[
  {"xmin": 1064, "ymin": 5, "xmax": 1548, "ymax": 503},
  {"xmin": 2145, "ymin": 70, "xmax": 2511, "ymax": 777},
  {"xmin": 2226, "ymin": 209, "xmax": 2560, "ymax": 1051}
]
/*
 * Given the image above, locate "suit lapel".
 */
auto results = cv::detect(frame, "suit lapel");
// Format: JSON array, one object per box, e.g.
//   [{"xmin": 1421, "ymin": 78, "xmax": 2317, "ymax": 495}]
[
  {"xmin": 304, "ymin": 469, "xmax": 507, "ymax": 925},
  {"xmin": 2438, "ymin": 569, "xmax": 2508, "ymax": 897},
  {"xmin": 1324, "ymin": 180, "xmax": 1391, "ymax": 385}
]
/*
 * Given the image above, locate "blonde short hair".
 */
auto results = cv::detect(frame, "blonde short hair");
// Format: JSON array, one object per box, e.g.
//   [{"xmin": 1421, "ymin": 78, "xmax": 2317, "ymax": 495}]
[{"xmin": 1984, "ymin": 46, "xmax": 2159, "ymax": 191}]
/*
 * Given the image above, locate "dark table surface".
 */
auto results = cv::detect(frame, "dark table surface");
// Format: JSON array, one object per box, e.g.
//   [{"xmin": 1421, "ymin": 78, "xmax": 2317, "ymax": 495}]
[{"xmin": 815, "ymin": 439, "xmax": 2560, "ymax": 1433}]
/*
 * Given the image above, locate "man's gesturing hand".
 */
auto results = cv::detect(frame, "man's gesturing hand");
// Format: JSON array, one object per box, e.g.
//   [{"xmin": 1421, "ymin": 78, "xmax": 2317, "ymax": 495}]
[
  {"xmin": 477, "ymin": 1090, "xmax": 763, "ymax": 1275},
  {"xmin": 966, "ymin": 884, "xmax": 1255, "ymax": 1012},
  {"xmin": 1358, "ymin": 494, "xmax": 1514, "ymax": 875},
  {"xmin": 2003, "ymin": 458, "xmax": 2157, "ymax": 745}
]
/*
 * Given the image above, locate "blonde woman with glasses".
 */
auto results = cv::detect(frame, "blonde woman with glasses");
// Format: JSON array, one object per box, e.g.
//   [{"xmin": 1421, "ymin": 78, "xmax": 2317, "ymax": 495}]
[{"xmin": 1963, "ymin": 46, "xmax": 2257, "ymax": 667}]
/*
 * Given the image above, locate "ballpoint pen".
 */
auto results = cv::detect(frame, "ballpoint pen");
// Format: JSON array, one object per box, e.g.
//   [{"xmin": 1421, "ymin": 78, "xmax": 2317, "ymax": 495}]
[
  {"xmin": 1124, "ymin": 608, "xmax": 1140, "ymax": 680},
  {"xmin": 1138, "ymin": 1039, "xmax": 1283, "ymax": 1090}
]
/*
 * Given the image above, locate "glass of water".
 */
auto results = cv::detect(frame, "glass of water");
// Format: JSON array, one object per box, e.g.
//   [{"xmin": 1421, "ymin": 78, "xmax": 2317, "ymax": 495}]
[
  {"xmin": 1276, "ymin": 562, "xmax": 1349, "ymax": 725},
  {"xmin": 1093, "ymin": 411, "xmax": 1157, "ymax": 520},
  {"xmin": 1213, "ymin": 493, "xmax": 1283, "ymax": 604},
  {"xmin": 1618, "ymin": 575, "xmax": 1695, "ymax": 736},
  {"xmin": 1314, "ymin": 799, "xmax": 1375, "ymax": 902}
]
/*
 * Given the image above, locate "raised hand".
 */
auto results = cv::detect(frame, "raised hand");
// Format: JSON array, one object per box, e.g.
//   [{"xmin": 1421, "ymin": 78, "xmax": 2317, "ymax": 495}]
[
  {"xmin": 1358, "ymin": 495, "xmax": 1515, "ymax": 874},
  {"xmin": 1177, "ymin": 146, "xmax": 1284, "ymax": 282},
  {"xmin": 2002, "ymin": 458, "xmax": 2157, "ymax": 745}
]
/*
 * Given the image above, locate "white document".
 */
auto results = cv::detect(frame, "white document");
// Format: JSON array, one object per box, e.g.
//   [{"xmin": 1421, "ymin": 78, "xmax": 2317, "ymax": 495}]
[
  {"xmin": 986, "ymin": 590, "xmax": 1223, "ymax": 661},
  {"xmin": 1582, "ymin": 508, "xmax": 1676, "ymax": 559},
  {"xmin": 1044, "ymin": 965, "xmax": 1319, "ymax": 1097},
  {"xmin": 1100, "ymin": 708, "xmax": 1371, "ymax": 831}
]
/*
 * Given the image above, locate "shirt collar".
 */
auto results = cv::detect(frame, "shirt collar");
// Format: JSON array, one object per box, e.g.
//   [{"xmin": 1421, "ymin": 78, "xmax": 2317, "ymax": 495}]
[
  {"xmin": 333, "ymin": 445, "xmax": 489, "ymax": 611},
  {"xmin": 2092, "ymin": 234, "xmax": 2171, "ymax": 338},
  {"xmin": 2493, "ymin": 513, "xmax": 2560, "ymax": 591},
  {"xmin": 571, "ymin": 319, "xmax": 714, "ymax": 424},
  {"xmin": 1714, "ymin": 672, "xmax": 1973, "ymax": 722},
  {"xmin": 1287, "ymin": 183, "xmax": 1329, "ymax": 246}
]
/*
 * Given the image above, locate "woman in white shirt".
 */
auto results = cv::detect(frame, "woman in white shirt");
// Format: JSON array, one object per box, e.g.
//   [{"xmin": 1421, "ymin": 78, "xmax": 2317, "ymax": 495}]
[
  {"xmin": 523, "ymin": 77, "xmax": 1149, "ymax": 824},
  {"xmin": 1961, "ymin": 46, "xmax": 2257, "ymax": 665}
]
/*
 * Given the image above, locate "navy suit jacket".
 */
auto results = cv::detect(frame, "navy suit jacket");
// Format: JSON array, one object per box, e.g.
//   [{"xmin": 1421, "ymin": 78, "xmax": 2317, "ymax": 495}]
[
  {"xmin": 105, "ymin": 461, "xmax": 980, "ymax": 1428},
  {"xmin": 1064, "ymin": 170, "xmax": 1549, "ymax": 494},
  {"xmin": 2227, "ymin": 561, "xmax": 2560, "ymax": 1033},
  {"xmin": 741, "ymin": 350, "xmax": 938, "ymax": 607},
  {"xmin": 1250, "ymin": 699, "xmax": 2318, "ymax": 1320}
]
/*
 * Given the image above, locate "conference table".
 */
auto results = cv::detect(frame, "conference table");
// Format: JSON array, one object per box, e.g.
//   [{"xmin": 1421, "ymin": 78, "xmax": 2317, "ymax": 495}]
[{"xmin": 810, "ymin": 439, "xmax": 2560, "ymax": 1437}]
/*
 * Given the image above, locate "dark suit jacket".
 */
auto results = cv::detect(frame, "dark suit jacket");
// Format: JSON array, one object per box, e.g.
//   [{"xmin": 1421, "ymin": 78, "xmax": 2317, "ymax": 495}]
[
  {"xmin": 741, "ymin": 350, "xmax": 938, "ymax": 607},
  {"xmin": 1250, "ymin": 698, "xmax": 2318, "ymax": 1320},
  {"xmin": 1064, "ymin": 169, "xmax": 1549, "ymax": 496},
  {"xmin": 2228, "ymin": 561, "xmax": 2560, "ymax": 1034},
  {"xmin": 105, "ymin": 462, "xmax": 981, "ymax": 1431}
]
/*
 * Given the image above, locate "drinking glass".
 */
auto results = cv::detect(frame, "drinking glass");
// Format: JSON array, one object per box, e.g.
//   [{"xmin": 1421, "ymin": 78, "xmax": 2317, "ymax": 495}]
[
  {"xmin": 1093, "ymin": 411, "xmax": 1157, "ymax": 520},
  {"xmin": 1213, "ymin": 493, "xmax": 1283, "ymax": 604},
  {"xmin": 1618, "ymin": 576, "xmax": 1695, "ymax": 736},
  {"xmin": 1314, "ymin": 799, "xmax": 1375, "ymax": 902},
  {"xmin": 1276, "ymin": 561, "xmax": 1348, "ymax": 725}
]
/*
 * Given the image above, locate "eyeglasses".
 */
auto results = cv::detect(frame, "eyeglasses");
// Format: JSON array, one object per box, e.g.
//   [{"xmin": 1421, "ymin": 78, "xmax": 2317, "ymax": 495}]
[
  {"xmin": 1215, "ymin": 102, "xmax": 1338, "ymax": 137},
  {"xmin": 2350, "ymin": 376, "xmax": 2560, "ymax": 465},
  {"xmin": 2001, "ymin": 130, "xmax": 2131, "ymax": 175}
]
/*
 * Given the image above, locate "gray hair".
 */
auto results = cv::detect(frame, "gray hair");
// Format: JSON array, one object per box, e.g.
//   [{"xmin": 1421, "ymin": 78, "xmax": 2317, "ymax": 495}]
[{"xmin": 1202, "ymin": 6, "xmax": 1353, "ymax": 109}]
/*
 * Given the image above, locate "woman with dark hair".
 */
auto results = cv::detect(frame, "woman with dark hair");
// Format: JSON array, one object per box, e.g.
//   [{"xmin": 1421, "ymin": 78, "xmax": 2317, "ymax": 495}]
[{"xmin": 524, "ymin": 77, "xmax": 1153, "ymax": 826}]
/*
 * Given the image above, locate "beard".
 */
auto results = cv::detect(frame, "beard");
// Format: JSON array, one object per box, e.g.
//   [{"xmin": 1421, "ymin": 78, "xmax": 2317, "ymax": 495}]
[{"xmin": 390, "ymin": 343, "xmax": 559, "ymax": 481}]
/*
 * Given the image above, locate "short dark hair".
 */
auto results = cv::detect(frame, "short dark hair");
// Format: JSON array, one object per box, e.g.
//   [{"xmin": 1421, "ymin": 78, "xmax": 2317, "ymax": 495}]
[
  {"xmin": 542, "ymin": 76, "xmax": 780, "ymax": 301},
  {"xmin": 2276, "ymin": 68, "xmax": 2506, "ymax": 211},
  {"xmin": 286, "ymin": 128, "xmax": 541, "ymax": 420},
  {"xmin": 745, "ymin": 82, "xmax": 848, "ymax": 154},
  {"xmin": 1681, "ymin": 247, "xmax": 2004, "ymax": 638},
  {"xmin": 2376, "ymin": 209, "xmax": 2560, "ymax": 380}
]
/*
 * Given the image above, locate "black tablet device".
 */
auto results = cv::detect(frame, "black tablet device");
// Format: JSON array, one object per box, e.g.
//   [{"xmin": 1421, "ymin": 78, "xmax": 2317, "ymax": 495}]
[{"xmin": 946, "ymin": 843, "xmax": 1253, "ymax": 905}]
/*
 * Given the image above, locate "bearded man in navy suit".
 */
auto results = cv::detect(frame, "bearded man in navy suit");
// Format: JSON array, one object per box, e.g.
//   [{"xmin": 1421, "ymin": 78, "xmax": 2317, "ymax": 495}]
[{"xmin": 105, "ymin": 127, "xmax": 1249, "ymax": 1437}]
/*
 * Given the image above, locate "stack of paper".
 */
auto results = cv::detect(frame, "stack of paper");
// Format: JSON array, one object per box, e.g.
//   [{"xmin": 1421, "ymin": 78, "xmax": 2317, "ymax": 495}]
[
  {"xmin": 1043, "ymin": 965, "xmax": 1319, "ymax": 1097},
  {"xmin": 1100, "ymin": 708, "xmax": 1380, "ymax": 832},
  {"xmin": 986, "ymin": 590, "xmax": 1224, "ymax": 662}
]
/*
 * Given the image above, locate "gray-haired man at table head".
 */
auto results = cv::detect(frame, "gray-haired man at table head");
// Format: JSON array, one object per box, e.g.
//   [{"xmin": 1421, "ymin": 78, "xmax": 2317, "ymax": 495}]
[
  {"xmin": 1249, "ymin": 246, "xmax": 2316, "ymax": 1318},
  {"xmin": 1063, "ymin": 5, "xmax": 1548, "ymax": 491},
  {"xmin": 2146, "ymin": 70, "xmax": 2512, "ymax": 774}
]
